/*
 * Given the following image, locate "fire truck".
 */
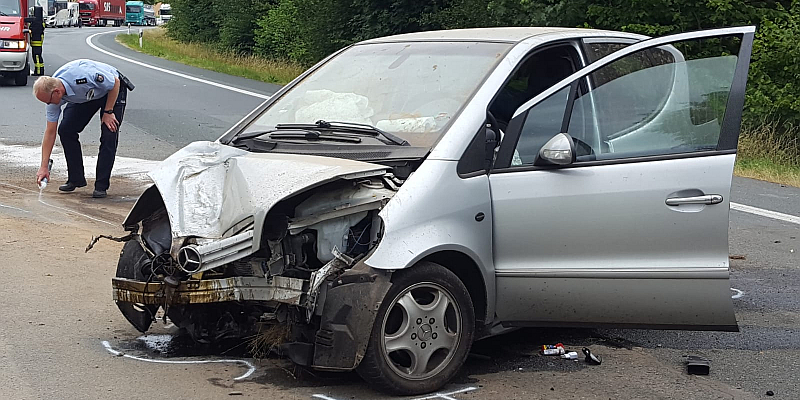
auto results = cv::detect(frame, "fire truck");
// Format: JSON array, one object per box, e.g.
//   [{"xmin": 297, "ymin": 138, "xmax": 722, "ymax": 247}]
[
  {"xmin": 0, "ymin": 0, "xmax": 36, "ymax": 86},
  {"xmin": 78, "ymin": 0, "xmax": 124, "ymax": 26}
]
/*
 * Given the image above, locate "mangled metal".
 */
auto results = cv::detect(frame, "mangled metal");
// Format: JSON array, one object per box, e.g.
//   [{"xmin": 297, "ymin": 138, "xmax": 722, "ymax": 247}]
[{"xmin": 111, "ymin": 139, "xmax": 400, "ymax": 352}]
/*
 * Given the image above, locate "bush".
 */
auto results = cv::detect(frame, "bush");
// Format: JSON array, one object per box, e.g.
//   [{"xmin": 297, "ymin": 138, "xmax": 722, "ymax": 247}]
[{"xmin": 746, "ymin": 1, "xmax": 800, "ymax": 131}]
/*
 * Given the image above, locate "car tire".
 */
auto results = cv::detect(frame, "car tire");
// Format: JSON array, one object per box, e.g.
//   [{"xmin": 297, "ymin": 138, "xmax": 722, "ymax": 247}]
[
  {"xmin": 356, "ymin": 261, "xmax": 475, "ymax": 395},
  {"xmin": 115, "ymin": 240, "xmax": 159, "ymax": 332},
  {"xmin": 13, "ymin": 63, "xmax": 28, "ymax": 86}
]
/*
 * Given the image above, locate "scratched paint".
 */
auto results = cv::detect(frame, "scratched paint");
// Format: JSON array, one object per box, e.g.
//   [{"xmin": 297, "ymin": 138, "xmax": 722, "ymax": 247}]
[{"xmin": 101, "ymin": 340, "xmax": 256, "ymax": 381}]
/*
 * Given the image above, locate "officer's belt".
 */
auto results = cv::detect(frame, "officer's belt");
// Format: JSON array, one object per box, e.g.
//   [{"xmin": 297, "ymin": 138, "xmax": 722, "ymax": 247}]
[{"xmin": 117, "ymin": 71, "xmax": 135, "ymax": 91}]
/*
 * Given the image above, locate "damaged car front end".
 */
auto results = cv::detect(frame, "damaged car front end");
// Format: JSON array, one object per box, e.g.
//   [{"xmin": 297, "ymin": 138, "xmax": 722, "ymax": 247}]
[{"xmin": 112, "ymin": 141, "xmax": 399, "ymax": 370}]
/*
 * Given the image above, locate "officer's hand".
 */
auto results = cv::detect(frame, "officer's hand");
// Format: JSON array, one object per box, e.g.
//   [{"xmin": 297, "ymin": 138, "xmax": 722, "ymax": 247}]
[
  {"xmin": 102, "ymin": 113, "xmax": 119, "ymax": 132},
  {"xmin": 36, "ymin": 166, "xmax": 50, "ymax": 186}
]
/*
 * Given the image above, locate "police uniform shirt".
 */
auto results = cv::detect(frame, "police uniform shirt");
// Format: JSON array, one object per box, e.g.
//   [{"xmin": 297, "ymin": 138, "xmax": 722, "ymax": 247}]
[{"xmin": 45, "ymin": 59, "xmax": 118, "ymax": 123}]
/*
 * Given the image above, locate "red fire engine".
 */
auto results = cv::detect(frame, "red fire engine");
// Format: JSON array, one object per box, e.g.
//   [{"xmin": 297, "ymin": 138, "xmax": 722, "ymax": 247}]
[{"xmin": 0, "ymin": 0, "xmax": 33, "ymax": 86}]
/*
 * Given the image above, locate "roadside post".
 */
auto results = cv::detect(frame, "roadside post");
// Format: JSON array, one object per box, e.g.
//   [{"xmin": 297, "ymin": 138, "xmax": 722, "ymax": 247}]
[
  {"xmin": 127, "ymin": 23, "xmax": 130, "ymax": 34},
  {"xmin": 139, "ymin": 28, "xmax": 143, "ymax": 48}
]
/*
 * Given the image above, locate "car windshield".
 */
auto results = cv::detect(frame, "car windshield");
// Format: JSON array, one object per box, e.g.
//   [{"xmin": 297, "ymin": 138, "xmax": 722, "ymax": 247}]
[
  {"xmin": 79, "ymin": 3, "xmax": 94, "ymax": 10},
  {"xmin": 0, "ymin": 0, "xmax": 21, "ymax": 15},
  {"xmin": 244, "ymin": 41, "xmax": 510, "ymax": 148},
  {"xmin": 126, "ymin": 6, "xmax": 141, "ymax": 12}
]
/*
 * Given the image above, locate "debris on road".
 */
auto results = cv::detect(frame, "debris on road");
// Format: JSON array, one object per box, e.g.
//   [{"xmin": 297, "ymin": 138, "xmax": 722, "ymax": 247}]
[
  {"xmin": 766, "ymin": 390, "xmax": 775, "ymax": 396},
  {"xmin": 686, "ymin": 356, "xmax": 710, "ymax": 375},
  {"xmin": 729, "ymin": 254, "xmax": 747, "ymax": 260},
  {"xmin": 560, "ymin": 351, "xmax": 579, "ymax": 360},
  {"xmin": 541, "ymin": 343, "xmax": 565, "ymax": 355},
  {"xmin": 582, "ymin": 348, "xmax": 602, "ymax": 365}
]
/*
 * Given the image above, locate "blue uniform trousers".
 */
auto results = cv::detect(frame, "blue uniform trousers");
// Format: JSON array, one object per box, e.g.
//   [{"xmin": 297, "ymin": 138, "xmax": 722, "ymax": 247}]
[{"xmin": 57, "ymin": 82, "xmax": 127, "ymax": 191}]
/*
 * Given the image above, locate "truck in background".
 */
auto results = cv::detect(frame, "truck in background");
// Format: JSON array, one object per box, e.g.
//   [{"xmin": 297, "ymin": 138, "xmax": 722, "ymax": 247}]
[
  {"xmin": 156, "ymin": 2, "xmax": 169, "ymax": 24},
  {"xmin": 125, "ymin": 1, "xmax": 153, "ymax": 25},
  {"xmin": 47, "ymin": 0, "xmax": 79, "ymax": 27},
  {"xmin": 0, "ymin": 0, "xmax": 34, "ymax": 85},
  {"xmin": 78, "ymin": 0, "xmax": 124, "ymax": 26}
]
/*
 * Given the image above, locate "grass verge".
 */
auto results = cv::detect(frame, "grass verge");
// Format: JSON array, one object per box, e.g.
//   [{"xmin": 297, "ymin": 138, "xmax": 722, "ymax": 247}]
[
  {"xmin": 736, "ymin": 120, "xmax": 800, "ymax": 187},
  {"xmin": 116, "ymin": 28, "xmax": 304, "ymax": 85}
]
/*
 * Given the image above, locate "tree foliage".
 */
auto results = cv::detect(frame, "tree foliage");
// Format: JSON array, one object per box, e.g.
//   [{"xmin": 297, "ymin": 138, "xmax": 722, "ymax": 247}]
[{"xmin": 167, "ymin": 0, "xmax": 800, "ymax": 127}]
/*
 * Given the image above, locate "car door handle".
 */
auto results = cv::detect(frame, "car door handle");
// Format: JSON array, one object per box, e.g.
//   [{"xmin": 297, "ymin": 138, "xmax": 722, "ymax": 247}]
[{"xmin": 665, "ymin": 194, "xmax": 723, "ymax": 206}]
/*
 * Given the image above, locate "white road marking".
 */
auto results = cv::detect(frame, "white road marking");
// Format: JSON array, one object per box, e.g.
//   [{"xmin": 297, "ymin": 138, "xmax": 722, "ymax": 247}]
[
  {"xmin": 0, "ymin": 182, "xmax": 117, "ymax": 226},
  {"xmin": 731, "ymin": 288, "xmax": 745, "ymax": 299},
  {"xmin": 311, "ymin": 386, "xmax": 478, "ymax": 400},
  {"xmin": 85, "ymin": 30, "xmax": 271, "ymax": 99},
  {"xmin": 411, "ymin": 387, "xmax": 478, "ymax": 400},
  {"xmin": 0, "ymin": 203, "xmax": 29, "ymax": 213},
  {"xmin": 730, "ymin": 202, "xmax": 800, "ymax": 225},
  {"xmin": 101, "ymin": 340, "xmax": 256, "ymax": 381}
]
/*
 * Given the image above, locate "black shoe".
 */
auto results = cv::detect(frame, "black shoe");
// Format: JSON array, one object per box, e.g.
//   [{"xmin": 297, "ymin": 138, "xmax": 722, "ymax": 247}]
[
  {"xmin": 59, "ymin": 182, "xmax": 87, "ymax": 192},
  {"xmin": 92, "ymin": 189, "xmax": 107, "ymax": 198}
]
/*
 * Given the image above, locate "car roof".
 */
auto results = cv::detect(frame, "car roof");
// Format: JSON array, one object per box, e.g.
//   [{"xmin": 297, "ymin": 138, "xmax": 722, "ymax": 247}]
[{"xmin": 358, "ymin": 27, "xmax": 641, "ymax": 44}]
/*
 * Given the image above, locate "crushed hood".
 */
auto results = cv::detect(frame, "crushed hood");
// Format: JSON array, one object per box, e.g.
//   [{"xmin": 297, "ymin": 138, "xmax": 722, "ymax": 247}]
[{"xmin": 144, "ymin": 141, "xmax": 387, "ymax": 239}]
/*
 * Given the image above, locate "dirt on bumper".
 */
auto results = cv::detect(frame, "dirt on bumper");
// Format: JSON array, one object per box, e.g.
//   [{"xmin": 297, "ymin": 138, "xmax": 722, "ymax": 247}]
[{"xmin": 112, "ymin": 276, "xmax": 306, "ymax": 305}]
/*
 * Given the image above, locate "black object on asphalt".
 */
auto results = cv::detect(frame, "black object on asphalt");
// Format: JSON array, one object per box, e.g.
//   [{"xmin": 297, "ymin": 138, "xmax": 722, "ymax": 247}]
[
  {"xmin": 766, "ymin": 390, "xmax": 774, "ymax": 396},
  {"xmin": 686, "ymin": 355, "xmax": 711, "ymax": 375},
  {"xmin": 582, "ymin": 348, "xmax": 602, "ymax": 365}
]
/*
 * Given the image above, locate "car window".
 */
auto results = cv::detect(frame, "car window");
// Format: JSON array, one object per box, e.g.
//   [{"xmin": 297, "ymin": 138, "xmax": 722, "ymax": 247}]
[
  {"xmin": 568, "ymin": 40, "xmax": 738, "ymax": 160},
  {"xmin": 513, "ymin": 86, "xmax": 570, "ymax": 165},
  {"xmin": 247, "ymin": 41, "xmax": 511, "ymax": 148},
  {"xmin": 506, "ymin": 38, "xmax": 739, "ymax": 165}
]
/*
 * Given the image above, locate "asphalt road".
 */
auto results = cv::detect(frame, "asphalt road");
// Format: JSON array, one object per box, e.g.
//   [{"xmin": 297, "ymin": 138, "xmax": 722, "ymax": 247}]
[{"xmin": 0, "ymin": 26, "xmax": 798, "ymax": 399}]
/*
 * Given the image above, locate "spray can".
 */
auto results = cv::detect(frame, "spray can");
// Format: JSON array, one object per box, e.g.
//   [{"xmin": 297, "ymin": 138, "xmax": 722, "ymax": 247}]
[
  {"xmin": 39, "ymin": 159, "xmax": 53, "ymax": 189},
  {"xmin": 541, "ymin": 343, "xmax": 565, "ymax": 355}
]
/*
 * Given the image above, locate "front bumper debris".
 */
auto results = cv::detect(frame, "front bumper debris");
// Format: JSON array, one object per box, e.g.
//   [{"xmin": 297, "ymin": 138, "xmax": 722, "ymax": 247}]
[{"xmin": 112, "ymin": 276, "xmax": 307, "ymax": 305}]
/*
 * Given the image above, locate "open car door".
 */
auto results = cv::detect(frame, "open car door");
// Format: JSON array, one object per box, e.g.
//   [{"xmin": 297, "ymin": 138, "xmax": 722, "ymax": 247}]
[{"xmin": 490, "ymin": 27, "xmax": 754, "ymax": 331}]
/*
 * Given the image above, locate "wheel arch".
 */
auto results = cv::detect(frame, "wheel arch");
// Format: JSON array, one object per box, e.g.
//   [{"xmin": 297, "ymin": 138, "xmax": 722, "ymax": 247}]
[{"xmin": 421, "ymin": 250, "xmax": 489, "ymax": 332}]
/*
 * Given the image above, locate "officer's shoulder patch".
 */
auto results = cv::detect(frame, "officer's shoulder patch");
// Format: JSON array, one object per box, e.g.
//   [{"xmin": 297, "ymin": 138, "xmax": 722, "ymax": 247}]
[
  {"xmin": 96, "ymin": 73, "xmax": 104, "ymax": 83},
  {"xmin": 75, "ymin": 78, "xmax": 87, "ymax": 85}
]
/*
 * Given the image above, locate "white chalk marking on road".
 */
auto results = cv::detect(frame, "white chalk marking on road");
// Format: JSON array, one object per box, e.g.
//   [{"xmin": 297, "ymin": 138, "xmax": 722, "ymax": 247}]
[
  {"xmin": 731, "ymin": 202, "xmax": 800, "ymax": 225},
  {"xmin": 0, "ymin": 203, "xmax": 29, "ymax": 213},
  {"xmin": 731, "ymin": 288, "xmax": 744, "ymax": 299},
  {"xmin": 411, "ymin": 386, "xmax": 478, "ymax": 400},
  {"xmin": 0, "ymin": 181, "xmax": 117, "ymax": 226},
  {"xmin": 311, "ymin": 386, "xmax": 478, "ymax": 400},
  {"xmin": 37, "ymin": 190, "xmax": 117, "ymax": 226},
  {"xmin": 86, "ymin": 30, "xmax": 271, "ymax": 99},
  {"xmin": 312, "ymin": 395, "xmax": 339, "ymax": 400},
  {"xmin": 101, "ymin": 340, "xmax": 256, "ymax": 381}
]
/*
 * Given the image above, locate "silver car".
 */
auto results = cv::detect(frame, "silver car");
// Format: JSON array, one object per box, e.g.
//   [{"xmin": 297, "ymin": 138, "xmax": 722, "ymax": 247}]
[{"xmin": 111, "ymin": 26, "xmax": 755, "ymax": 395}]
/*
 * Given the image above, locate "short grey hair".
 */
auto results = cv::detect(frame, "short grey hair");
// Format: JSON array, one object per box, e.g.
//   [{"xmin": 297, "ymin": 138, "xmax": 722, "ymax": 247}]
[{"xmin": 32, "ymin": 76, "xmax": 60, "ymax": 96}]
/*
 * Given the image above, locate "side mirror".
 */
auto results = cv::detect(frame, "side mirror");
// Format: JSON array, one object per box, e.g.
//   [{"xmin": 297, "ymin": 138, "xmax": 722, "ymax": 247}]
[{"xmin": 536, "ymin": 133, "xmax": 576, "ymax": 166}]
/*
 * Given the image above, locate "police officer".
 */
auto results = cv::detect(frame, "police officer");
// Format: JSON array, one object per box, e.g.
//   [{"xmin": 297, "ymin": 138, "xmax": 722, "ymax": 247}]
[
  {"xmin": 29, "ymin": 7, "xmax": 45, "ymax": 76},
  {"xmin": 32, "ymin": 59, "xmax": 133, "ymax": 198}
]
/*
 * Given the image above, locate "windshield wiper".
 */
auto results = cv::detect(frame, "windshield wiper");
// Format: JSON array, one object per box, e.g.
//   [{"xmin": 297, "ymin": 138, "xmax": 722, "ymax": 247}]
[
  {"xmin": 276, "ymin": 120, "xmax": 410, "ymax": 146},
  {"xmin": 231, "ymin": 128, "xmax": 362, "ymax": 144},
  {"xmin": 269, "ymin": 131, "xmax": 362, "ymax": 143}
]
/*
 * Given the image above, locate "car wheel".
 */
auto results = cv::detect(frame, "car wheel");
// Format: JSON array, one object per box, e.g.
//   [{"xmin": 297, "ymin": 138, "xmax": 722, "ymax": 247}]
[
  {"xmin": 13, "ymin": 63, "xmax": 28, "ymax": 86},
  {"xmin": 115, "ymin": 240, "xmax": 159, "ymax": 332},
  {"xmin": 356, "ymin": 261, "xmax": 475, "ymax": 395}
]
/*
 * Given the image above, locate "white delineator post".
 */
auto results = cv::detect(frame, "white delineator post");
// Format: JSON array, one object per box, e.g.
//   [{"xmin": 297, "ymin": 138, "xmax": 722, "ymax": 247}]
[
  {"xmin": 127, "ymin": 23, "xmax": 130, "ymax": 34},
  {"xmin": 139, "ymin": 28, "xmax": 143, "ymax": 48}
]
